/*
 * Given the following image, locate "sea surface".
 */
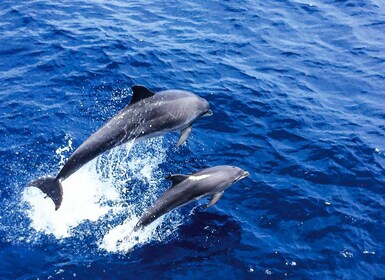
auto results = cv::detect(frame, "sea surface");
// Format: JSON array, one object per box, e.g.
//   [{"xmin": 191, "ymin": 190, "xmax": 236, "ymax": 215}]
[{"xmin": 1, "ymin": 0, "xmax": 385, "ymax": 279}]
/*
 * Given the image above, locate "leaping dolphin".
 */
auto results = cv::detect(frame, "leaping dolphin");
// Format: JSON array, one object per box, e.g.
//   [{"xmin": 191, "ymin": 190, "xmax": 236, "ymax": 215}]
[
  {"xmin": 28, "ymin": 85, "xmax": 212, "ymax": 210},
  {"xmin": 134, "ymin": 165, "xmax": 249, "ymax": 231}
]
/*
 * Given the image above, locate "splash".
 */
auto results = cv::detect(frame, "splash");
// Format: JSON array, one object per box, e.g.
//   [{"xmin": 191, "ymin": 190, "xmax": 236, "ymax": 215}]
[
  {"xmin": 100, "ymin": 209, "xmax": 164, "ymax": 253},
  {"xmin": 55, "ymin": 134, "xmax": 74, "ymax": 168},
  {"xmin": 22, "ymin": 160, "xmax": 121, "ymax": 238},
  {"xmin": 22, "ymin": 137, "xmax": 182, "ymax": 251},
  {"xmin": 100, "ymin": 199, "xmax": 183, "ymax": 253}
]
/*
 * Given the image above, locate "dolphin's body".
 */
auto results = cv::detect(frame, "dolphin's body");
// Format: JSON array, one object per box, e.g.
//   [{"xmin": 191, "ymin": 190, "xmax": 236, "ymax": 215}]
[
  {"xmin": 28, "ymin": 86, "xmax": 212, "ymax": 210},
  {"xmin": 134, "ymin": 165, "xmax": 249, "ymax": 231}
]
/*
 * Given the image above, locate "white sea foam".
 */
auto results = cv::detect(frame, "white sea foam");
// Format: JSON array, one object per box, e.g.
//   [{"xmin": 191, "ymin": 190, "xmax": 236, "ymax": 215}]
[
  {"xmin": 22, "ymin": 161, "xmax": 121, "ymax": 238},
  {"xmin": 100, "ymin": 211, "xmax": 165, "ymax": 253},
  {"xmin": 22, "ymin": 137, "xmax": 182, "ymax": 251},
  {"xmin": 55, "ymin": 135, "xmax": 74, "ymax": 168}
]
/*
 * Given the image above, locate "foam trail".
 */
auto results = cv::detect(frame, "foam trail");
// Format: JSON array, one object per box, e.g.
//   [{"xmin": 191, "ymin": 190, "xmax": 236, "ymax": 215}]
[
  {"xmin": 22, "ymin": 159, "xmax": 122, "ymax": 238},
  {"xmin": 100, "ymin": 210, "xmax": 165, "ymax": 253},
  {"xmin": 98, "ymin": 137, "xmax": 183, "ymax": 253},
  {"xmin": 22, "ymin": 137, "xmax": 182, "ymax": 250}
]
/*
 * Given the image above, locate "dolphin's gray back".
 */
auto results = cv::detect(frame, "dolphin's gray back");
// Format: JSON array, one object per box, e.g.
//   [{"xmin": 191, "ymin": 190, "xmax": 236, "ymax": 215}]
[{"xmin": 57, "ymin": 90, "xmax": 207, "ymax": 180}]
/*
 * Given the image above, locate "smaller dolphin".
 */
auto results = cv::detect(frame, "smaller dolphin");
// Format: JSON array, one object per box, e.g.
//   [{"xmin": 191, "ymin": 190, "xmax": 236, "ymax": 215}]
[{"xmin": 134, "ymin": 165, "xmax": 249, "ymax": 231}]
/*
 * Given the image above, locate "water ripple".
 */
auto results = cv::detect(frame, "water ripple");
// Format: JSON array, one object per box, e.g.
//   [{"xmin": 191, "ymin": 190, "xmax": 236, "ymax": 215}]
[{"xmin": 1, "ymin": 0, "xmax": 385, "ymax": 278}]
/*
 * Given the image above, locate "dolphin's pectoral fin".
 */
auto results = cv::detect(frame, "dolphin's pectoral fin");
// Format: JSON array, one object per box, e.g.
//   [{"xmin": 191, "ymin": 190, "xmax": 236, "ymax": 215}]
[
  {"xmin": 176, "ymin": 125, "xmax": 192, "ymax": 147},
  {"xmin": 206, "ymin": 191, "xmax": 224, "ymax": 208},
  {"xmin": 166, "ymin": 174, "xmax": 189, "ymax": 186},
  {"xmin": 130, "ymin": 85, "xmax": 155, "ymax": 104}
]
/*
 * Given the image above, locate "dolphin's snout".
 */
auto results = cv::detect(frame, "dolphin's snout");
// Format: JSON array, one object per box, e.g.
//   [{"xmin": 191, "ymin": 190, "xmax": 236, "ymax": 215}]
[
  {"xmin": 203, "ymin": 109, "xmax": 213, "ymax": 117},
  {"xmin": 239, "ymin": 170, "xmax": 249, "ymax": 180}
]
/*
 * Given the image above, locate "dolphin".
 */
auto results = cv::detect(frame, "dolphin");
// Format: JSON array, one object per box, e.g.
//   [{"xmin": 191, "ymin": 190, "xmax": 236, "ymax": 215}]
[
  {"xmin": 134, "ymin": 165, "xmax": 249, "ymax": 231},
  {"xmin": 28, "ymin": 85, "xmax": 212, "ymax": 210}
]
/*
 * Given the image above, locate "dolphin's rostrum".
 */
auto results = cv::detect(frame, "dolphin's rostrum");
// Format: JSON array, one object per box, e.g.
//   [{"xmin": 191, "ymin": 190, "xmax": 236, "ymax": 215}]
[
  {"xmin": 134, "ymin": 165, "xmax": 249, "ymax": 231},
  {"xmin": 28, "ymin": 86, "xmax": 212, "ymax": 210}
]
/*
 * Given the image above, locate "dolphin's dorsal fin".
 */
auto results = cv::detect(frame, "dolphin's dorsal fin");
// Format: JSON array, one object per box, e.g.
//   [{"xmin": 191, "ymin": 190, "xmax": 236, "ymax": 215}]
[
  {"xmin": 130, "ymin": 86, "xmax": 155, "ymax": 104},
  {"xmin": 205, "ymin": 191, "xmax": 224, "ymax": 208},
  {"xmin": 166, "ymin": 174, "xmax": 189, "ymax": 186}
]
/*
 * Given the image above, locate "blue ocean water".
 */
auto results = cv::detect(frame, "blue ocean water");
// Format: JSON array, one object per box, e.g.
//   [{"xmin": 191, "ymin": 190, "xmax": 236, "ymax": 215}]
[{"xmin": 1, "ymin": 0, "xmax": 385, "ymax": 278}]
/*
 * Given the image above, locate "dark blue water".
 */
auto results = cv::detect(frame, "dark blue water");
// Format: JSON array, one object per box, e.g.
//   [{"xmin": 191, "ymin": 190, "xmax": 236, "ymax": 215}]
[{"xmin": 1, "ymin": 0, "xmax": 385, "ymax": 278}]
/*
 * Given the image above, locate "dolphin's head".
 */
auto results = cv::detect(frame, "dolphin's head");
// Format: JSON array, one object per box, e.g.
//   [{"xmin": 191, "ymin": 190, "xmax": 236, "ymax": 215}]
[
  {"xmin": 157, "ymin": 90, "xmax": 212, "ymax": 125},
  {"xmin": 192, "ymin": 165, "xmax": 249, "ymax": 193},
  {"xmin": 205, "ymin": 165, "xmax": 249, "ymax": 183},
  {"xmin": 196, "ymin": 96, "xmax": 212, "ymax": 118},
  {"xmin": 227, "ymin": 166, "xmax": 249, "ymax": 183},
  {"xmin": 216, "ymin": 166, "xmax": 249, "ymax": 190},
  {"xmin": 181, "ymin": 92, "xmax": 211, "ymax": 119}
]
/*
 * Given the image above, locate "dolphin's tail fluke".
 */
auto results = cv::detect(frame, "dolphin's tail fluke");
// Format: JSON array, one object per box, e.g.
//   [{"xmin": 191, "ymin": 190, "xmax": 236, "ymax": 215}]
[{"xmin": 27, "ymin": 177, "xmax": 63, "ymax": 210}]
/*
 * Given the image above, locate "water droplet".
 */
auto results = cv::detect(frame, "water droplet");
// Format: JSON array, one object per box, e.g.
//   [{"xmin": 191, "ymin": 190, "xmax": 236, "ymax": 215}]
[
  {"xmin": 363, "ymin": 250, "xmax": 375, "ymax": 255},
  {"xmin": 340, "ymin": 249, "xmax": 353, "ymax": 258}
]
